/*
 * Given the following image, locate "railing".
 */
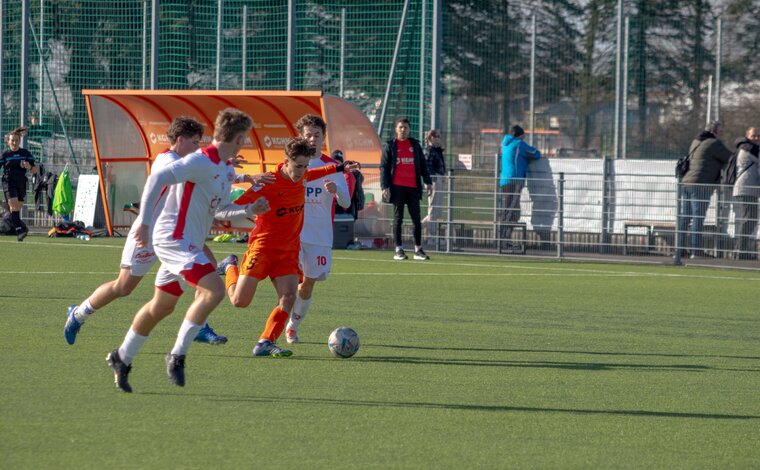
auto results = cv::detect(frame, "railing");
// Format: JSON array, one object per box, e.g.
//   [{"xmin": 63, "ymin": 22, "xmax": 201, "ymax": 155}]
[{"xmin": 354, "ymin": 164, "xmax": 760, "ymax": 267}]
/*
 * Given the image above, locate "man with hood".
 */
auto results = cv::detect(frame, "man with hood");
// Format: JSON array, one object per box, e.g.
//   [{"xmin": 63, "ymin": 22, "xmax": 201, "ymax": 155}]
[
  {"xmin": 731, "ymin": 127, "xmax": 760, "ymax": 260},
  {"xmin": 499, "ymin": 125, "xmax": 541, "ymax": 246}
]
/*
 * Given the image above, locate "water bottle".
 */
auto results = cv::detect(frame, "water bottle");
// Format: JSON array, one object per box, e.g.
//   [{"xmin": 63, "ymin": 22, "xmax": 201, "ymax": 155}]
[{"xmin": 76, "ymin": 233, "xmax": 90, "ymax": 241}]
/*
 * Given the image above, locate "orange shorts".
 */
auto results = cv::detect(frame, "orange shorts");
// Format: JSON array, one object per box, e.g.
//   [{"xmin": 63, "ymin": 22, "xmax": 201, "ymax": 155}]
[{"xmin": 240, "ymin": 246, "xmax": 301, "ymax": 281}]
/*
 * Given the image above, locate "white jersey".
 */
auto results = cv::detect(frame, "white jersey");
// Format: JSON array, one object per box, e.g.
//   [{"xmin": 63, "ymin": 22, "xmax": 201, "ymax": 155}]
[
  {"xmin": 148, "ymin": 145, "xmax": 235, "ymax": 247},
  {"xmin": 128, "ymin": 149, "xmax": 180, "ymax": 235},
  {"xmin": 301, "ymin": 154, "xmax": 350, "ymax": 247}
]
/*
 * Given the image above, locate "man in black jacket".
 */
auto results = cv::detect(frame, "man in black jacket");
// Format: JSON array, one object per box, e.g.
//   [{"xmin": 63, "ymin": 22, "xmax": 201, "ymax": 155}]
[
  {"xmin": 678, "ymin": 121, "xmax": 732, "ymax": 258},
  {"xmin": 380, "ymin": 118, "xmax": 432, "ymax": 260}
]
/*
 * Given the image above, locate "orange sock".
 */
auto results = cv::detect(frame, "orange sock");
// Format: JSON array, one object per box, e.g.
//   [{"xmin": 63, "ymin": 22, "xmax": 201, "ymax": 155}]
[
  {"xmin": 260, "ymin": 306, "xmax": 289, "ymax": 342},
  {"xmin": 225, "ymin": 265, "xmax": 239, "ymax": 294}
]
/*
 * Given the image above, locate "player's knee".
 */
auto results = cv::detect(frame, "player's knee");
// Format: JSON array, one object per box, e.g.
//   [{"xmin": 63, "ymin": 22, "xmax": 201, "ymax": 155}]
[
  {"xmin": 114, "ymin": 282, "xmax": 137, "ymax": 297},
  {"xmin": 280, "ymin": 292, "xmax": 297, "ymax": 310},
  {"xmin": 230, "ymin": 294, "xmax": 251, "ymax": 308}
]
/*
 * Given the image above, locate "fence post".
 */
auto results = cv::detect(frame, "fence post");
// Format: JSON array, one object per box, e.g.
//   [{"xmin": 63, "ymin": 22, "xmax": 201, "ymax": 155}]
[
  {"xmin": 286, "ymin": 0, "xmax": 295, "ymax": 90},
  {"xmin": 215, "ymin": 0, "xmax": 223, "ymax": 90},
  {"xmin": 418, "ymin": 0, "xmax": 425, "ymax": 141},
  {"xmin": 21, "ymin": 0, "xmax": 30, "ymax": 138},
  {"xmin": 431, "ymin": 0, "xmax": 442, "ymax": 130},
  {"xmin": 377, "ymin": 0, "xmax": 410, "ymax": 136},
  {"xmin": 600, "ymin": 156, "xmax": 612, "ymax": 253},
  {"xmin": 241, "ymin": 5, "xmax": 247, "ymax": 90},
  {"xmin": 150, "ymin": 0, "xmax": 158, "ymax": 89},
  {"xmin": 674, "ymin": 182, "xmax": 683, "ymax": 265},
  {"xmin": 557, "ymin": 172, "xmax": 565, "ymax": 259},
  {"xmin": 0, "ymin": 1, "xmax": 4, "ymax": 131},
  {"xmin": 445, "ymin": 169, "xmax": 453, "ymax": 253},
  {"xmin": 38, "ymin": 0, "xmax": 44, "ymax": 126},
  {"xmin": 339, "ymin": 8, "xmax": 345, "ymax": 98},
  {"xmin": 529, "ymin": 14, "xmax": 536, "ymax": 146},
  {"xmin": 715, "ymin": 16, "xmax": 722, "ymax": 122},
  {"xmin": 613, "ymin": 0, "xmax": 622, "ymax": 159}
]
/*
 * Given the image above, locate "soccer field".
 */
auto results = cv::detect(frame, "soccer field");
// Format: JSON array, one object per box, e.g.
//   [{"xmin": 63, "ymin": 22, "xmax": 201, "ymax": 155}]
[{"xmin": 1, "ymin": 236, "xmax": 759, "ymax": 469}]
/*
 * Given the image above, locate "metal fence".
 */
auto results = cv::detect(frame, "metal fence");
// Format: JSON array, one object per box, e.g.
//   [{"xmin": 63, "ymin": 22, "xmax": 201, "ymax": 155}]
[
  {"xmin": 355, "ymin": 160, "xmax": 760, "ymax": 268},
  {"xmin": 2, "ymin": 1, "xmax": 759, "ymax": 181}
]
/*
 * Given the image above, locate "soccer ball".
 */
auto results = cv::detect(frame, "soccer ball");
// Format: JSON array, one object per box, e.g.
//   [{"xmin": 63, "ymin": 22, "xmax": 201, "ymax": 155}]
[{"xmin": 328, "ymin": 327, "xmax": 360, "ymax": 358}]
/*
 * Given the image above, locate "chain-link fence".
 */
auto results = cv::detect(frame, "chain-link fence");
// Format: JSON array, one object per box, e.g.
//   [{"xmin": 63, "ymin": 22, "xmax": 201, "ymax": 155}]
[{"xmin": 2, "ymin": 1, "xmax": 758, "ymax": 264}]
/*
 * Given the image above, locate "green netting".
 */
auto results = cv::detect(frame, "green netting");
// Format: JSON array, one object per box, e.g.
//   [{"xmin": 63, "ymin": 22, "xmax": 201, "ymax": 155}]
[{"xmin": 1, "ymin": 0, "xmax": 759, "ymax": 182}]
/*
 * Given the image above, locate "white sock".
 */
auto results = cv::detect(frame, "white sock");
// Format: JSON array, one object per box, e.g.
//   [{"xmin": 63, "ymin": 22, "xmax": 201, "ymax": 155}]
[
  {"xmin": 118, "ymin": 329, "xmax": 149, "ymax": 366},
  {"xmin": 287, "ymin": 296, "xmax": 312, "ymax": 332},
  {"xmin": 74, "ymin": 299, "xmax": 96, "ymax": 323},
  {"xmin": 170, "ymin": 319, "xmax": 202, "ymax": 356},
  {"xmin": 414, "ymin": 245, "xmax": 422, "ymax": 252}
]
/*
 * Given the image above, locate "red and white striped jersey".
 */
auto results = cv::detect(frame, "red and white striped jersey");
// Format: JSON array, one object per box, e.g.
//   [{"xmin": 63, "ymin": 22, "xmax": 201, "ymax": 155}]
[{"xmin": 151, "ymin": 145, "xmax": 235, "ymax": 247}]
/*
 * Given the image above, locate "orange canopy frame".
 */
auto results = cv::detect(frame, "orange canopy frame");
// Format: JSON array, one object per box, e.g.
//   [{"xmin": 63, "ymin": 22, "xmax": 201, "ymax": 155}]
[{"xmin": 82, "ymin": 90, "xmax": 381, "ymax": 236}]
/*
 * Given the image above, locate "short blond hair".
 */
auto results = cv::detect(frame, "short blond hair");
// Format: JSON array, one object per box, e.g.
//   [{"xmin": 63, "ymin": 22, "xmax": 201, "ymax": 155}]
[{"xmin": 213, "ymin": 108, "xmax": 253, "ymax": 142}]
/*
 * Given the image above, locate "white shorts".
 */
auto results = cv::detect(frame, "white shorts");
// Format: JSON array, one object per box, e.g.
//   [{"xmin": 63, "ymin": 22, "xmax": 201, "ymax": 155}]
[
  {"xmin": 153, "ymin": 240, "xmax": 215, "ymax": 290},
  {"xmin": 299, "ymin": 242, "xmax": 332, "ymax": 281},
  {"xmin": 120, "ymin": 235, "xmax": 158, "ymax": 277}
]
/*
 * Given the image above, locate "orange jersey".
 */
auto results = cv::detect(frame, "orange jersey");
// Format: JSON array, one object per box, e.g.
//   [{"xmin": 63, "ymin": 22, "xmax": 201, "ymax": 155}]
[{"xmin": 234, "ymin": 162, "xmax": 337, "ymax": 252}]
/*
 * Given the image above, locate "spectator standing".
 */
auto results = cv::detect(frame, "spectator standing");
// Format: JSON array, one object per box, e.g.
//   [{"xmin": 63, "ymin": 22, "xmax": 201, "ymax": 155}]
[
  {"xmin": 1, "ymin": 127, "xmax": 37, "ymax": 241},
  {"xmin": 678, "ymin": 121, "xmax": 732, "ymax": 258},
  {"xmin": 422, "ymin": 129, "xmax": 446, "ymax": 245},
  {"xmin": 731, "ymin": 127, "xmax": 760, "ymax": 260},
  {"xmin": 380, "ymin": 118, "xmax": 432, "ymax": 261},
  {"xmin": 499, "ymin": 125, "xmax": 540, "ymax": 246}
]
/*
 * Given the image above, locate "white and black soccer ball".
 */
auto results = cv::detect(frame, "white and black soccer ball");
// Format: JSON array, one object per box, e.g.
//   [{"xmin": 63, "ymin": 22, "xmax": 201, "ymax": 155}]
[{"xmin": 328, "ymin": 327, "xmax": 360, "ymax": 358}]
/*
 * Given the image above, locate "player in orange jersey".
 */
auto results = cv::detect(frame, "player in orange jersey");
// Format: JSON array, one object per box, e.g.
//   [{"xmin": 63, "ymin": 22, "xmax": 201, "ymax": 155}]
[{"xmin": 220, "ymin": 137, "xmax": 358, "ymax": 357}]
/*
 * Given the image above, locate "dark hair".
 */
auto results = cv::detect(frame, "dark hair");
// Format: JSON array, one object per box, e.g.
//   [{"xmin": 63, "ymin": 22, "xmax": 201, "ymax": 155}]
[
  {"xmin": 285, "ymin": 137, "xmax": 316, "ymax": 160},
  {"xmin": 295, "ymin": 114, "xmax": 326, "ymax": 134},
  {"xmin": 331, "ymin": 149, "xmax": 344, "ymax": 162},
  {"xmin": 166, "ymin": 116, "xmax": 204, "ymax": 144},
  {"xmin": 704, "ymin": 121, "xmax": 721, "ymax": 135},
  {"xmin": 394, "ymin": 117, "xmax": 411, "ymax": 127},
  {"xmin": 214, "ymin": 108, "xmax": 253, "ymax": 142},
  {"xmin": 511, "ymin": 125, "xmax": 525, "ymax": 138}
]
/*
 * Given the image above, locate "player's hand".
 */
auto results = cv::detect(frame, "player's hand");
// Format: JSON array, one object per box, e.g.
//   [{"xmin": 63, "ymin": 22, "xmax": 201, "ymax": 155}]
[
  {"xmin": 249, "ymin": 173, "xmax": 275, "ymax": 186},
  {"xmin": 382, "ymin": 188, "xmax": 390, "ymax": 202},
  {"xmin": 250, "ymin": 197, "xmax": 270, "ymax": 215},
  {"xmin": 324, "ymin": 180, "xmax": 337, "ymax": 194},
  {"xmin": 342, "ymin": 160, "xmax": 361, "ymax": 171},
  {"xmin": 133, "ymin": 224, "xmax": 150, "ymax": 248},
  {"xmin": 227, "ymin": 155, "xmax": 248, "ymax": 168}
]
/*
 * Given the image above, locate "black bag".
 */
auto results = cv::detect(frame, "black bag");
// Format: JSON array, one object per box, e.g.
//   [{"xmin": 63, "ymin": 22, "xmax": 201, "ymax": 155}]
[
  {"xmin": 720, "ymin": 152, "xmax": 739, "ymax": 186},
  {"xmin": 675, "ymin": 156, "xmax": 690, "ymax": 180},
  {"xmin": 675, "ymin": 140, "xmax": 706, "ymax": 180}
]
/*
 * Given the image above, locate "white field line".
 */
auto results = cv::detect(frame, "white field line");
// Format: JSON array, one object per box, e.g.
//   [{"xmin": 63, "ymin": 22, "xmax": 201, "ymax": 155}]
[{"xmin": 333, "ymin": 256, "xmax": 760, "ymax": 282}]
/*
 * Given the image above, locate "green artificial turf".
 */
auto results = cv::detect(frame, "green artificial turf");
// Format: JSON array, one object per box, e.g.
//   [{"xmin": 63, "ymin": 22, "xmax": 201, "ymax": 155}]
[{"xmin": 1, "ymin": 236, "xmax": 758, "ymax": 469}]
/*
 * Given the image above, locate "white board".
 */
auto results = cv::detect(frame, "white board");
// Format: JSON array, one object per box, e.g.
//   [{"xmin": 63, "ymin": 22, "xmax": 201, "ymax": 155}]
[{"xmin": 73, "ymin": 175, "xmax": 100, "ymax": 227}]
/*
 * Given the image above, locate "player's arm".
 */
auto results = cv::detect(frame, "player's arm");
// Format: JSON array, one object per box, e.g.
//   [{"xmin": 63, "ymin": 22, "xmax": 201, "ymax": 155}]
[
  {"xmin": 215, "ymin": 198, "xmax": 270, "ymax": 221},
  {"xmin": 134, "ymin": 156, "xmax": 208, "ymax": 246},
  {"xmin": 134, "ymin": 166, "xmax": 180, "ymax": 246},
  {"xmin": 305, "ymin": 161, "xmax": 359, "ymax": 182},
  {"xmin": 330, "ymin": 173, "xmax": 351, "ymax": 208}
]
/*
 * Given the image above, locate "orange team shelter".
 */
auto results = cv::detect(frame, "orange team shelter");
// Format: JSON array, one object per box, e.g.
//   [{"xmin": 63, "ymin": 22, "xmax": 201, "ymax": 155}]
[{"xmin": 82, "ymin": 90, "xmax": 381, "ymax": 236}]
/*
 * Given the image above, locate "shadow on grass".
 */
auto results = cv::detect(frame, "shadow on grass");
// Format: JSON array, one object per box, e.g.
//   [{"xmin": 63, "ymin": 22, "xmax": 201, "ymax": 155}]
[
  {"xmin": 362, "ymin": 343, "xmax": 760, "ymax": 361},
  {"xmin": 139, "ymin": 391, "xmax": 760, "ymax": 420},
  {"xmin": 295, "ymin": 355, "xmax": 752, "ymax": 372}
]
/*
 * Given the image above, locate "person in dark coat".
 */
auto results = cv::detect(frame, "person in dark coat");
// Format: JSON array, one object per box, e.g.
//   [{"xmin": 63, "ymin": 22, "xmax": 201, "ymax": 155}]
[
  {"xmin": 380, "ymin": 118, "xmax": 432, "ymax": 261},
  {"xmin": 678, "ymin": 121, "xmax": 732, "ymax": 258}
]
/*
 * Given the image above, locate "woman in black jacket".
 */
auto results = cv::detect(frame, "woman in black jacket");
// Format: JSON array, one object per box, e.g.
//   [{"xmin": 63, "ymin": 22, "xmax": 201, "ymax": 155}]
[
  {"xmin": 380, "ymin": 118, "xmax": 432, "ymax": 260},
  {"xmin": 422, "ymin": 129, "xmax": 446, "ymax": 245}
]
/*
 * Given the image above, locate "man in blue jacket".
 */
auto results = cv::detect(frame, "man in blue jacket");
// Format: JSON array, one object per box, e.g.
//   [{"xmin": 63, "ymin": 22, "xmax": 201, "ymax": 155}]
[{"xmin": 499, "ymin": 125, "xmax": 541, "ymax": 244}]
